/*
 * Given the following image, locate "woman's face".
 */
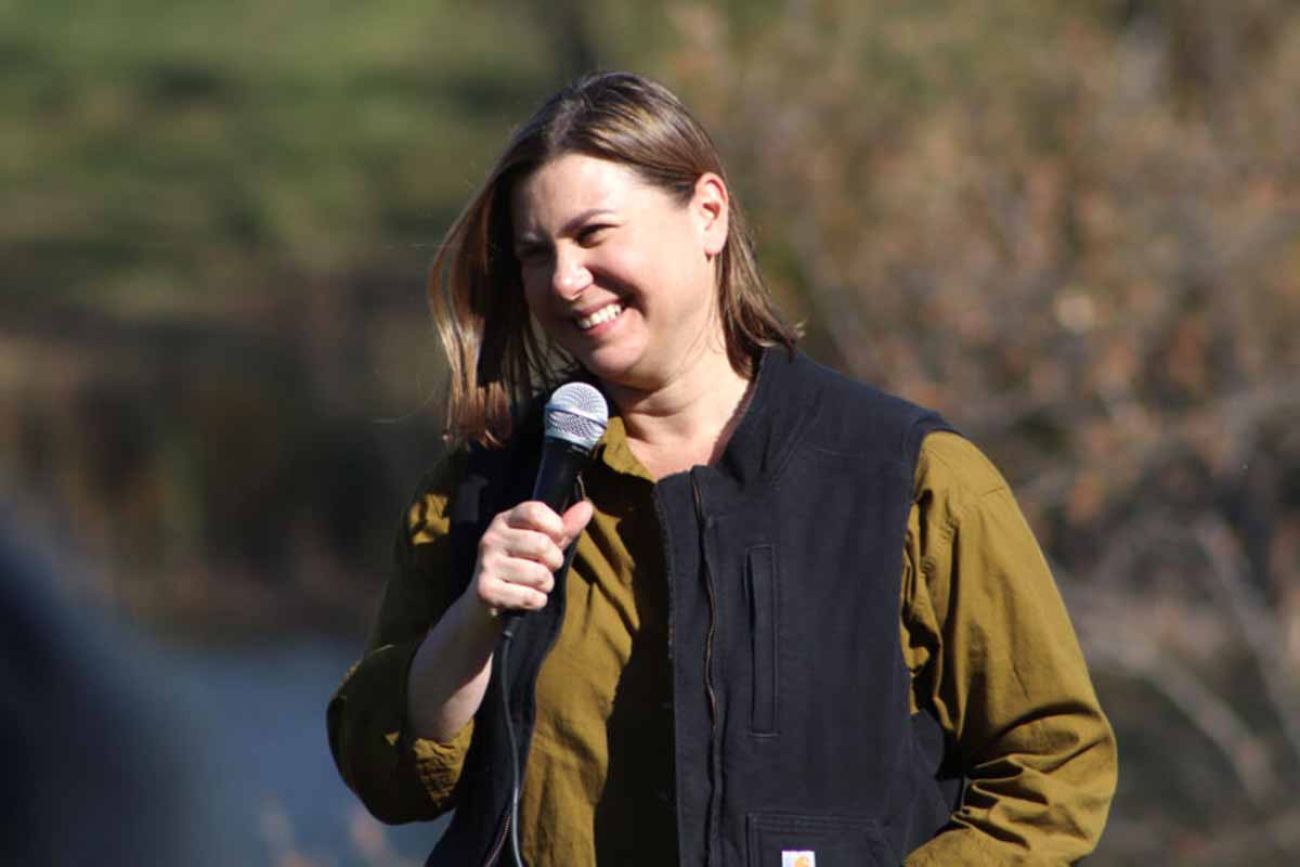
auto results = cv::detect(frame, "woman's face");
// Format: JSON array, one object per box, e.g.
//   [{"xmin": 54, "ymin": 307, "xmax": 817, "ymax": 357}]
[{"xmin": 510, "ymin": 153, "xmax": 729, "ymax": 392}]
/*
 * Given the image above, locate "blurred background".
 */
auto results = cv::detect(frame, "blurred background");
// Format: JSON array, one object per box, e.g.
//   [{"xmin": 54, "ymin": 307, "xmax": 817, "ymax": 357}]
[{"xmin": 3, "ymin": 0, "xmax": 1298, "ymax": 863}]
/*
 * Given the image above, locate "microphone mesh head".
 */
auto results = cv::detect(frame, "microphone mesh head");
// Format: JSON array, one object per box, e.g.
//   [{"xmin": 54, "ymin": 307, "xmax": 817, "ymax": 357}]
[{"xmin": 544, "ymin": 382, "xmax": 609, "ymax": 450}]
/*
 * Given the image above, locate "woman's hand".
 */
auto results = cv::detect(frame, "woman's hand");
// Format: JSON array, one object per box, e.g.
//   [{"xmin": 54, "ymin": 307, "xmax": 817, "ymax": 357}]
[
  {"xmin": 405, "ymin": 497, "xmax": 594, "ymax": 741},
  {"xmin": 469, "ymin": 499, "xmax": 595, "ymax": 615}
]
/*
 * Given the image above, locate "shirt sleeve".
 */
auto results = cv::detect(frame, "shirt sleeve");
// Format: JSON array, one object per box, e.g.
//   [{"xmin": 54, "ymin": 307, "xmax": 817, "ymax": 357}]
[
  {"xmin": 326, "ymin": 452, "xmax": 476, "ymax": 824},
  {"xmin": 900, "ymin": 432, "xmax": 1118, "ymax": 865}
]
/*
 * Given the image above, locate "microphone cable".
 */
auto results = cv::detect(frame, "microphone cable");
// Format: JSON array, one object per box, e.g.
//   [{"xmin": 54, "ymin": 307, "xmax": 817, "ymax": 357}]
[
  {"xmin": 495, "ymin": 627, "xmax": 525, "ymax": 867},
  {"xmin": 497, "ymin": 535, "xmax": 579, "ymax": 867},
  {"xmin": 496, "ymin": 382, "xmax": 605, "ymax": 867}
]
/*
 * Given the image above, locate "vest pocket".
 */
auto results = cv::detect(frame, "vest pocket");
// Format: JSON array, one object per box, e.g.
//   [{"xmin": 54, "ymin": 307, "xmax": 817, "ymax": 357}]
[
  {"xmin": 747, "ymin": 545, "xmax": 779, "ymax": 735},
  {"xmin": 746, "ymin": 812, "xmax": 895, "ymax": 867}
]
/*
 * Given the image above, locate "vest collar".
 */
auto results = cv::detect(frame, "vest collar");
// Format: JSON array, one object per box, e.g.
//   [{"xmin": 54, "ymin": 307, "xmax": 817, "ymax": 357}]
[
  {"xmin": 711, "ymin": 345, "xmax": 814, "ymax": 492},
  {"xmin": 591, "ymin": 346, "xmax": 817, "ymax": 504}
]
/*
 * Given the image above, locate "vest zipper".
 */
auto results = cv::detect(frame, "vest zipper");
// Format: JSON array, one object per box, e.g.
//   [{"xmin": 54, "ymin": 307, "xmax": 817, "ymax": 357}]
[{"xmin": 690, "ymin": 470, "xmax": 721, "ymax": 866}]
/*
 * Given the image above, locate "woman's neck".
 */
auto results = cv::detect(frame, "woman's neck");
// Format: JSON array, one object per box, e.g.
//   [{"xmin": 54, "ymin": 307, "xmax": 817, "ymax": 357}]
[{"xmin": 606, "ymin": 351, "xmax": 753, "ymax": 480}]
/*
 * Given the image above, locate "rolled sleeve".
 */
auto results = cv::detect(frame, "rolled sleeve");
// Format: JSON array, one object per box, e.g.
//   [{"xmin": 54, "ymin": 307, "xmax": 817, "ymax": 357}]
[
  {"xmin": 326, "ymin": 454, "xmax": 474, "ymax": 823},
  {"xmin": 412, "ymin": 719, "xmax": 475, "ymax": 800}
]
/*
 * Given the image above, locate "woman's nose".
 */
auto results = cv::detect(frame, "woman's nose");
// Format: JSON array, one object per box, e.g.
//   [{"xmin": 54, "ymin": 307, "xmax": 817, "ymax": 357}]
[{"xmin": 552, "ymin": 250, "xmax": 591, "ymax": 299}]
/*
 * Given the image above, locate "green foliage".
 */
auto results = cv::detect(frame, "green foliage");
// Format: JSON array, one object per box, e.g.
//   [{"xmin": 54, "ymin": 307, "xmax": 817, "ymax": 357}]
[{"xmin": 2, "ymin": 0, "xmax": 597, "ymax": 311}]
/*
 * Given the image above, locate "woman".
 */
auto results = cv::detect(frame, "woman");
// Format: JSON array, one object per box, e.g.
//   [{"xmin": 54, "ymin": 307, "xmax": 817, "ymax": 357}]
[{"xmin": 328, "ymin": 72, "xmax": 1117, "ymax": 866}]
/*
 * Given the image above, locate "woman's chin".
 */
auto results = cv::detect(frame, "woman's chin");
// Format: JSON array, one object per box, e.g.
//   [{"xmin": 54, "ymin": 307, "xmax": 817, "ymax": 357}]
[{"xmin": 571, "ymin": 348, "xmax": 649, "ymax": 392}]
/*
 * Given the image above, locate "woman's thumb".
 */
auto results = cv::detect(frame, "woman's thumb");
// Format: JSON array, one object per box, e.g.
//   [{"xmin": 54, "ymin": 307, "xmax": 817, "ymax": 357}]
[{"xmin": 561, "ymin": 499, "xmax": 595, "ymax": 543}]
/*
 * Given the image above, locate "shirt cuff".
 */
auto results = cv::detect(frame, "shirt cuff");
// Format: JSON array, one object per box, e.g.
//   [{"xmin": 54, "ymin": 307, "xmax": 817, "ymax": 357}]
[{"xmin": 409, "ymin": 720, "xmax": 475, "ymax": 802}]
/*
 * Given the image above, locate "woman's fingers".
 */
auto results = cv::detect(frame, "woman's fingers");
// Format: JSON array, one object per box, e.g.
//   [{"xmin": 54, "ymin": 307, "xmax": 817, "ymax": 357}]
[
  {"xmin": 471, "ymin": 500, "xmax": 591, "ymax": 614},
  {"xmin": 478, "ymin": 547, "xmax": 556, "ymax": 592},
  {"xmin": 504, "ymin": 501, "xmax": 567, "ymax": 540},
  {"xmin": 475, "ymin": 556, "xmax": 554, "ymax": 611},
  {"xmin": 497, "ymin": 527, "xmax": 566, "ymax": 572}
]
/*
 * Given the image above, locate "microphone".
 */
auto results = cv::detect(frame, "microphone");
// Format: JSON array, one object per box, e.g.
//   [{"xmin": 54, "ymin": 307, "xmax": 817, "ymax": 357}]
[
  {"xmin": 497, "ymin": 382, "xmax": 608, "ymax": 867},
  {"xmin": 500, "ymin": 382, "xmax": 609, "ymax": 638},
  {"xmin": 531, "ymin": 382, "xmax": 610, "ymax": 512}
]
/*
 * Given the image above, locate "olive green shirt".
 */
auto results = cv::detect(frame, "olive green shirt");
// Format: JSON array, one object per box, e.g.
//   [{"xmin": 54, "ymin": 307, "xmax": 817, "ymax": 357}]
[{"xmin": 329, "ymin": 425, "xmax": 1117, "ymax": 865}]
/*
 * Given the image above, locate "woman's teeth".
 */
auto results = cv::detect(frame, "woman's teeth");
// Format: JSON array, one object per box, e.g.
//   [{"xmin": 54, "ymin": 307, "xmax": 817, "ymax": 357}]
[{"xmin": 576, "ymin": 303, "xmax": 622, "ymax": 331}]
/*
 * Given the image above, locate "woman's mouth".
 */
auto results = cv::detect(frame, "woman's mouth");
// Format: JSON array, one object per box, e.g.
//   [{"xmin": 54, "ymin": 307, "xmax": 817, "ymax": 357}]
[{"xmin": 575, "ymin": 302, "xmax": 623, "ymax": 331}]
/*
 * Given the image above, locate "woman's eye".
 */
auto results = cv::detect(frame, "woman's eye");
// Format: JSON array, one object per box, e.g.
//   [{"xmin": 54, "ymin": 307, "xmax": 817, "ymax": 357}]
[
  {"xmin": 577, "ymin": 225, "xmax": 610, "ymax": 246},
  {"xmin": 515, "ymin": 245, "xmax": 549, "ymax": 266}
]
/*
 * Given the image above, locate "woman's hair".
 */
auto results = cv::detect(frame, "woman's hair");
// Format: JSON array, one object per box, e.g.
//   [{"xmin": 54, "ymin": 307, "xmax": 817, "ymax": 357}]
[{"xmin": 428, "ymin": 70, "xmax": 799, "ymax": 446}]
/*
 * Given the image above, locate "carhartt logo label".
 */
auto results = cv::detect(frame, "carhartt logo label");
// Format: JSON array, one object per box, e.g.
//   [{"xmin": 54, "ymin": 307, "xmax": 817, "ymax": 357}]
[{"xmin": 781, "ymin": 852, "xmax": 815, "ymax": 867}]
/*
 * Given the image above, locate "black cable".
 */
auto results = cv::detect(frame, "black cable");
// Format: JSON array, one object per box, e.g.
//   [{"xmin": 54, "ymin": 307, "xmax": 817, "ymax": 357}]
[
  {"xmin": 496, "ymin": 525, "xmax": 578, "ymax": 867},
  {"xmin": 497, "ymin": 629, "xmax": 526, "ymax": 867}
]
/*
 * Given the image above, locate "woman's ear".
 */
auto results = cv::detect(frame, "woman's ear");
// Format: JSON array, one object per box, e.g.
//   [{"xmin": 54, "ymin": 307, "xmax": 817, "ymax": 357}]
[{"xmin": 692, "ymin": 172, "xmax": 730, "ymax": 258}]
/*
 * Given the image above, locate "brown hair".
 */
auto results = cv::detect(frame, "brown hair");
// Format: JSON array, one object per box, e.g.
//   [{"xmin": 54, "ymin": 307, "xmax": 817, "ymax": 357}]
[{"xmin": 428, "ymin": 71, "xmax": 799, "ymax": 446}]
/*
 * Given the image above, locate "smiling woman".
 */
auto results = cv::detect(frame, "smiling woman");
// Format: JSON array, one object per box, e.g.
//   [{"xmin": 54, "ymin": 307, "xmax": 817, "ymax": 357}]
[
  {"xmin": 510, "ymin": 154, "xmax": 741, "ymax": 470},
  {"xmin": 327, "ymin": 72, "xmax": 1118, "ymax": 867},
  {"xmin": 424, "ymin": 73, "xmax": 796, "ymax": 451}
]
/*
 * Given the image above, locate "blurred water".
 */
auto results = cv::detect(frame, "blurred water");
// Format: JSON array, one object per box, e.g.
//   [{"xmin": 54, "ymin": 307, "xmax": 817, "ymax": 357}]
[
  {"xmin": 161, "ymin": 636, "xmax": 445, "ymax": 866},
  {"xmin": 3, "ymin": 517, "xmax": 443, "ymax": 866}
]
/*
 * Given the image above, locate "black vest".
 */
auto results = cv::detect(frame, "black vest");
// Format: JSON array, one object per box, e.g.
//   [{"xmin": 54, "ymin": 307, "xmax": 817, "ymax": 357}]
[{"xmin": 426, "ymin": 349, "xmax": 961, "ymax": 866}]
